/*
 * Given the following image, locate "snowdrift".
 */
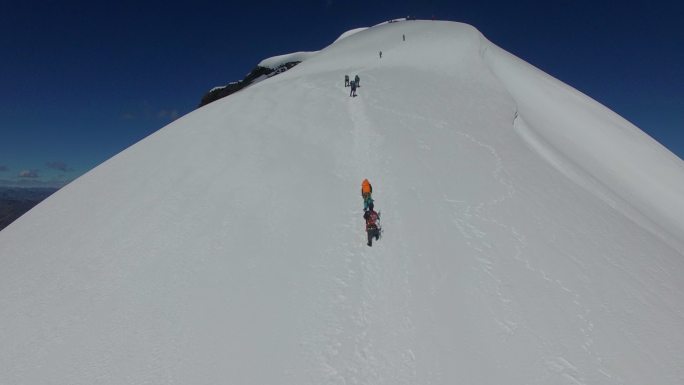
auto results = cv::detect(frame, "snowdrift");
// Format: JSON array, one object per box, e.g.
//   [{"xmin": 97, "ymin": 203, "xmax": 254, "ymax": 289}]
[{"xmin": 2, "ymin": 20, "xmax": 683, "ymax": 385}]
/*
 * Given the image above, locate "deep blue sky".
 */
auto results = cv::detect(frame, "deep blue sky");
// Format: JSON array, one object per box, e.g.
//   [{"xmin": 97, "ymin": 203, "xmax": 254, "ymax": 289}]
[{"xmin": 1, "ymin": 0, "xmax": 682, "ymax": 187}]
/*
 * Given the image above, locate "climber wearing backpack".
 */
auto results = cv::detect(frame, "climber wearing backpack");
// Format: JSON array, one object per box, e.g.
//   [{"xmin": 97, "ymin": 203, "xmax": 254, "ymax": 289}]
[
  {"xmin": 345, "ymin": 74, "xmax": 349, "ymax": 87},
  {"xmin": 350, "ymin": 80, "xmax": 357, "ymax": 97},
  {"xmin": 354, "ymin": 74, "xmax": 360, "ymax": 87},
  {"xmin": 363, "ymin": 202, "xmax": 381, "ymax": 247},
  {"xmin": 361, "ymin": 178, "xmax": 372, "ymax": 210}
]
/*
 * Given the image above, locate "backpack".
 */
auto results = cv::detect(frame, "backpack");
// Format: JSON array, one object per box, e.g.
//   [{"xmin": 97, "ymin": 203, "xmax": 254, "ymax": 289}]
[
  {"xmin": 364, "ymin": 210, "xmax": 379, "ymax": 228},
  {"xmin": 361, "ymin": 179, "xmax": 372, "ymax": 195}
]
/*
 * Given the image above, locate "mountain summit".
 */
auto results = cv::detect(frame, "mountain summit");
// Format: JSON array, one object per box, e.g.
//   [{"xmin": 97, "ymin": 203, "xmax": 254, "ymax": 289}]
[{"xmin": 2, "ymin": 20, "xmax": 683, "ymax": 385}]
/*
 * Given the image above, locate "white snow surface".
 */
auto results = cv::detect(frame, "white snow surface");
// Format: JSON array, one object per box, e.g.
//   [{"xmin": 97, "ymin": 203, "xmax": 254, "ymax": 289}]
[
  {"xmin": 2, "ymin": 21, "xmax": 684, "ymax": 385},
  {"xmin": 333, "ymin": 27, "xmax": 368, "ymax": 43},
  {"xmin": 257, "ymin": 51, "xmax": 317, "ymax": 69}
]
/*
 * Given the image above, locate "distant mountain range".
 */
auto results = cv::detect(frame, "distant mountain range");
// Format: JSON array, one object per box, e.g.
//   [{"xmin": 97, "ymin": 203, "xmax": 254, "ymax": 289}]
[{"xmin": 0, "ymin": 187, "xmax": 57, "ymax": 231}]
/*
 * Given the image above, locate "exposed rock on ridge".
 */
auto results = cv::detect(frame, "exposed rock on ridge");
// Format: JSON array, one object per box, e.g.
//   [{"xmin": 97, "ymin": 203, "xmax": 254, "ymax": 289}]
[{"xmin": 199, "ymin": 61, "xmax": 300, "ymax": 107}]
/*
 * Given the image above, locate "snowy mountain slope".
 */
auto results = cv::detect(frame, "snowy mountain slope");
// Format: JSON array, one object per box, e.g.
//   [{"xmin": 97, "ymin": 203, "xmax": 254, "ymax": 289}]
[
  {"xmin": 482, "ymin": 43, "xmax": 684, "ymax": 251},
  {"xmin": 2, "ymin": 20, "xmax": 684, "ymax": 385}
]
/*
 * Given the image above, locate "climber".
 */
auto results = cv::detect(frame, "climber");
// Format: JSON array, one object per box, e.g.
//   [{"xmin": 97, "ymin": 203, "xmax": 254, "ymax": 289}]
[
  {"xmin": 345, "ymin": 74, "xmax": 349, "ymax": 87},
  {"xmin": 350, "ymin": 80, "xmax": 357, "ymax": 97},
  {"xmin": 364, "ymin": 202, "xmax": 381, "ymax": 247},
  {"xmin": 361, "ymin": 178, "xmax": 372, "ymax": 210}
]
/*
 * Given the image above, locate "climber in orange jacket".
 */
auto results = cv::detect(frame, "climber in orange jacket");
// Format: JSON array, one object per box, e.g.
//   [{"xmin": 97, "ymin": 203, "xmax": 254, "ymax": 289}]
[{"xmin": 361, "ymin": 179, "xmax": 373, "ymax": 211}]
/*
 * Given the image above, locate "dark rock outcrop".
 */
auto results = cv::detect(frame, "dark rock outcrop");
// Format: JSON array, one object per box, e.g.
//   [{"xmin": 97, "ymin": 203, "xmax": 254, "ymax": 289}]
[{"xmin": 199, "ymin": 61, "xmax": 301, "ymax": 107}]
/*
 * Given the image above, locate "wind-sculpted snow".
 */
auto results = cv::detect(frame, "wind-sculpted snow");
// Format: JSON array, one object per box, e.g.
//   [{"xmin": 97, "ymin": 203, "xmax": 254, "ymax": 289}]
[
  {"xmin": 1, "ymin": 20, "xmax": 683, "ymax": 385},
  {"xmin": 481, "ymin": 42, "xmax": 684, "ymax": 251},
  {"xmin": 258, "ymin": 51, "xmax": 317, "ymax": 69},
  {"xmin": 332, "ymin": 27, "xmax": 368, "ymax": 43}
]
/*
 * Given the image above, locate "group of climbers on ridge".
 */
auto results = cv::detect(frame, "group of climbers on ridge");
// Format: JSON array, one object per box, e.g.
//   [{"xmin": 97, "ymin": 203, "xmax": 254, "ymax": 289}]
[
  {"xmin": 345, "ymin": 74, "xmax": 360, "ymax": 97},
  {"xmin": 344, "ymin": 33, "xmax": 414, "ymax": 243},
  {"xmin": 344, "ymin": 32, "xmax": 408, "ymax": 97},
  {"xmin": 361, "ymin": 178, "xmax": 381, "ymax": 247}
]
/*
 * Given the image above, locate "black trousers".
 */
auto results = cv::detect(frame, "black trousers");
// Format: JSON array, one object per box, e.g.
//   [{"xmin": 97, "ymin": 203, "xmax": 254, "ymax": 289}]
[{"xmin": 367, "ymin": 227, "xmax": 380, "ymax": 246}]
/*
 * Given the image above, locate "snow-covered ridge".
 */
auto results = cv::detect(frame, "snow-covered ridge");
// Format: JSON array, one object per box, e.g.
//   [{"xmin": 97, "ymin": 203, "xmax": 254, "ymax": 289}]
[
  {"xmin": 203, "ymin": 21, "xmax": 407, "ymax": 105},
  {"xmin": 332, "ymin": 27, "xmax": 368, "ymax": 43},
  {"xmin": 2, "ymin": 20, "xmax": 683, "ymax": 385},
  {"xmin": 257, "ymin": 51, "xmax": 317, "ymax": 69},
  {"xmin": 480, "ymin": 38, "xmax": 684, "ymax": 249}
]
